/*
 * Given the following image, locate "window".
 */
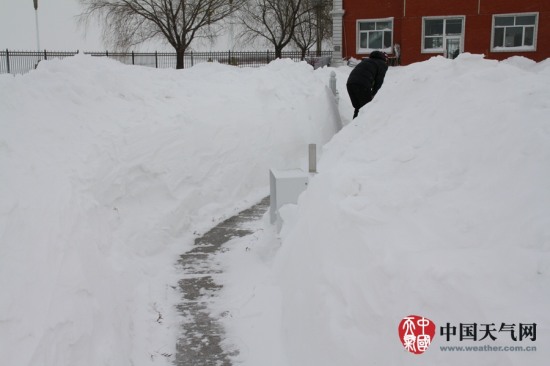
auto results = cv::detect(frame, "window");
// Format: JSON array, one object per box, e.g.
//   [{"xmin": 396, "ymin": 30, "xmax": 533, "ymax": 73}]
[
  {"xmin": 357, "ymin": 18, "xmax": 393, "ymax": 54},
  {"xmin": 492, "ymin": 13, "xmax": 538, "ymax": 52},
  {"xmin": 422, "ymin": 16, "xmax": 465, "ymax": 54}
]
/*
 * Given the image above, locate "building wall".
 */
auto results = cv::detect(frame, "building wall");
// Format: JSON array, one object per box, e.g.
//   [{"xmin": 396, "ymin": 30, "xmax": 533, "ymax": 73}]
[
  {"xmin": 342, "ymin": 0, "xmax": 403, "ymax": 60},
  {"xmin": 342, "ymin": 0, "xmax": 550, "ymax": 64}
]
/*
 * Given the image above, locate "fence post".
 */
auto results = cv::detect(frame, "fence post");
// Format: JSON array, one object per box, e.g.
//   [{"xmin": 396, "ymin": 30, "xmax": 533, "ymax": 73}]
[
  {"xmin": 329, "ymin": 71, "xmax": 340, "ymax": 107},
  {"xmin": 191, "ymin": 51, "xmax": 194, "ymax": 67},
  {"xmin": 155, "ymin": 51, "xmax": 158, "ymax": 68},
  {"xmin": 266, "ymin": 50, "xmax": 269, "ymax": 64},
  {"xmin": 132, "ymin": 51, "xmax": 135, "ymax": 65},
  {"xmin": 44, "ymin": 49, "xmax": 47, "ymax": 60},
  {"xmin": 228, "ymin": 50, "xmax": 231, "ymax": 65},
  {"xmin": 309, "ymin": 144, "xmax": 317, "ymax": 173},
  {"xmin": 5, "ymin": 49, "xmax": 10, "ymax": 74},
  {"xmin": 329, "ymin": 71, "xmax": 338, "ymax": 97}
]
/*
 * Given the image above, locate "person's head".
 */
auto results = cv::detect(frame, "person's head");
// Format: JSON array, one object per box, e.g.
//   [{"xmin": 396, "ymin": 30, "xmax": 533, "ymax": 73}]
[{"xmin": 369, "ymin": 51, "xmax": 388, "ymax": 64}]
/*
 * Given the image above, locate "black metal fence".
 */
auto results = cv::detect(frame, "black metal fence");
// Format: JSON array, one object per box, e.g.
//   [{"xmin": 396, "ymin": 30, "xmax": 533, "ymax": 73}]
[
  {"xmin": 0, "ymin": 50, "xmax": 78, "ymax": 75},
  {"xmin": 0, "ymin": 49, "xmax": 333, "ymax": 75}
]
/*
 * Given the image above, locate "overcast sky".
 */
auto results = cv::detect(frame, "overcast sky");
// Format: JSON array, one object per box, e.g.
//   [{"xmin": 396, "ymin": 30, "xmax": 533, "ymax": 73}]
[
  {"xmin": 0, "ymin": 0, "xmax": 106, "ymax": 51},
  {"xmin": 0, "ymin": 0, "xmax": 236, "ymax": 52}
]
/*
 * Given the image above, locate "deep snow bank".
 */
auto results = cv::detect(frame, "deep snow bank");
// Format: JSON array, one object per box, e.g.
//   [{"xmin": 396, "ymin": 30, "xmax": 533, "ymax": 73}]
[
  {"xmin": 0, "ymin": 55, "xmax": 339, "ymax": 366},
  {"xmin": 277, "ymin": 54, "xmax": 550, "ymax": 366}
]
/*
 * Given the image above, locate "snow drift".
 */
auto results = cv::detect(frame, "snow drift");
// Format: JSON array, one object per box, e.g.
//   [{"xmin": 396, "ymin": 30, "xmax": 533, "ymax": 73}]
[
  {"xmin": 2, "ymin": 51, "xmax": 549, "ymax": 366},
  {"xmin": 0, "ymin": 55, "xmax": 339, "ymax": 366},
  {"xmin": 211, "ymin": 54, "xmax": 550, "ymax": 366},
  {"xmin": 275, "ymin": 54, "xmax": 550, "ymax": 366}
]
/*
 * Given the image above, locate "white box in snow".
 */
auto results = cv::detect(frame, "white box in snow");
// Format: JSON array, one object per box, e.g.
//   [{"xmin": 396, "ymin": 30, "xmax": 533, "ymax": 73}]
[{"xmin": 270, "ymin": 168, "xmax": 309, "ymax": 224}]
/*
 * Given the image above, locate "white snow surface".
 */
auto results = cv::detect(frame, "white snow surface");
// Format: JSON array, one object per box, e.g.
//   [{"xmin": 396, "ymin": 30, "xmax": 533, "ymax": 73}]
[
  {"xmin": 1, "ymin": 52, "xmax": 549, "ymax": 366},
  {"xmin": 215, "ymin": 54, "xmax": 550, "ymax": 366},
  {"xmin": 0, "ymin": 55, "xmax": 339, "ymax": 366}
]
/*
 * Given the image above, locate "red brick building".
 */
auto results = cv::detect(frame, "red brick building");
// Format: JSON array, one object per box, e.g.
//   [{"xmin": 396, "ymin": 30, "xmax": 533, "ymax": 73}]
[{"xmin": 330, "ymin": 0, "xmax": 550, "ymax": 65}]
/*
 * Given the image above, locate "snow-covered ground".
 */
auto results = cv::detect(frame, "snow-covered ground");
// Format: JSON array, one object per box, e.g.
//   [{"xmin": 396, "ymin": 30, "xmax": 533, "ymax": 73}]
[
  {"xmin": 1, "ymin": 53, "xmax": 549, "ymax": 366},
  {"xmin": 215, "ymin": 54, "xmax": 550, "ymax": 366},
  {"xmin": 0, "ymin": 55, "xmax": 339, "ymax": 365}
]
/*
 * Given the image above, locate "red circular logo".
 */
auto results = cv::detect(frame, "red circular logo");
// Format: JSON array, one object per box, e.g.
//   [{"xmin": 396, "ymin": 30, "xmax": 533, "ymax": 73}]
[{"xmin": 398, "ymin": 315, "xmax": 436, "ymax": 354}]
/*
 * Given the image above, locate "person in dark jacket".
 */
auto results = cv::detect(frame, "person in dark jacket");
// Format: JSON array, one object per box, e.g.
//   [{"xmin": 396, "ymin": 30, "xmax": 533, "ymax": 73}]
[{"xmin": 346, "ymin": 51, "xmax": 388, "ymax": 119}]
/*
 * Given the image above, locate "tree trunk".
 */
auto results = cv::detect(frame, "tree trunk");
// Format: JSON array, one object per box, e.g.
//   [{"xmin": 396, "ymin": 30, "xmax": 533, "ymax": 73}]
[
  {"xmin": 176, "ymin": 49, "xmax": 184, "ymax": 69},
  {"xmin": 275, "ymin": 46, "xmax": 283, "ymax": 59},
  {"xmin": 300, "ymin": 48, "xmax": 307, "ymax": 60}
]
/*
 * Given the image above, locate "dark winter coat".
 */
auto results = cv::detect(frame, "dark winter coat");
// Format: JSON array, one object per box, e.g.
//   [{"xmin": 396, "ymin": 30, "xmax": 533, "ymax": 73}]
[{"xmin": 346, "ymin": 57, "xmax": 388, "ymax": 97}]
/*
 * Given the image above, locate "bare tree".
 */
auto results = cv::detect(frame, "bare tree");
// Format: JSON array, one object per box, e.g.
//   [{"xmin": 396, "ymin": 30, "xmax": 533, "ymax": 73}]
[
  {"xmin": 293, "ymin": 0, "xmax": 332, "ymax": 57},
  {"xmin": 78, "ymin": 0, "xmax": 245, "ymax": 69},
  {"xmin": 292, "ymin": 1, "xmax": 316, "ymax": 60},
  {"xmin": 238, "ymin": 0, "xmax": 306, "ymax": 58},
  {"xmin": 314, "ymin": 0, "xmax": 332, "ymax": 54}
]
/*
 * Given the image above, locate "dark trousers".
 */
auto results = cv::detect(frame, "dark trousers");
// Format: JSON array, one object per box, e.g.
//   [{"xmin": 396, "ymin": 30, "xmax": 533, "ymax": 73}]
[{"xmin": 347, "ymin": 83, "xmax": 373, "ymax": 119}]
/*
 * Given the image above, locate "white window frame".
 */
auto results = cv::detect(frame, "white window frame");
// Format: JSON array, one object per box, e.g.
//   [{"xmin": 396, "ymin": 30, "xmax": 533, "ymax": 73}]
[
  {"xmin": 356, "ymin": 17, "xmax": 394, "ymax": 54},
  {"xmin": 491, "ymin": 12, "xmax": 538, "ymax": 52},
  {"xmin": 421, "ymin": 16, "xmax": 466, "ymax": 54}
]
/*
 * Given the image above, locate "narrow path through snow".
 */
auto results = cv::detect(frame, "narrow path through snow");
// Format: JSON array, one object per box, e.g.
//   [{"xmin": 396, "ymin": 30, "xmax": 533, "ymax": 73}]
[{"xmin": 175, "ymin": 197, "xmax": 270, "ymax": 365}]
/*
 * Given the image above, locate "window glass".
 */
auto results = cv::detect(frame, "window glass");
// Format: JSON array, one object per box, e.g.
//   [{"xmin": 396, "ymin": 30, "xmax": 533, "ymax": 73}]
[
  {"xmin": 368, "ymin": 32, "xmax": 383, "ymax": 49},
  {"xmin": 492, "ymin": 14, "xmax": 537, "ymax": 50},
  {"xmin": 505, "ymin": 27, "xmax": 523, "ymax": 47},
  {"xmin": 423, "ymin": 17, "xmax": 464, "ymax": 52},
  {"xmin": 376, "ymin": 21, "xmax": 391, "ymax": 30},
  {"xmin": 446, "ymin": 39, "xmax": 461, "ymax": 58},
  {"xmin": 424, "ymin": 37, "xmax": 443, "ymax": 49},
  {"xmin": 495, "ymin": 16, "xmax": 514, "ymax": 26},
  {"xmin": 524, "ymin": 27, "xmax": 534, "ymax": 46},
  {"xmin": 493, "ymin": 28, "xmax": 504, "ymax": 47},
  {"xmin": 383, "ymin": 31, "xmax": 392, "ymax": 48},
  {"xmin": 360, "ymin": 33, "xmax": 368, "ymax": 48},
  {"xmin": 425, "ymin": 19, "xmax": 443, "ymax": 36},
  {"xmin": 359, "ymin": 22, "xmax": 375, "ymax": 31},
  {"xmin": 516, "ymin": 15, "xmax": 536, "ymax": 26},
  {"xmin": 358, "ymin": 19, "xmax": 393, "ymax": 51},
  {"xmin": 446, "ymin": 19, "xmax": 463, "ymax": 35}
]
